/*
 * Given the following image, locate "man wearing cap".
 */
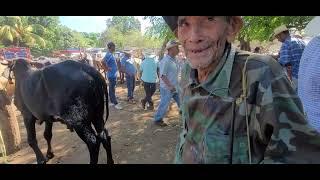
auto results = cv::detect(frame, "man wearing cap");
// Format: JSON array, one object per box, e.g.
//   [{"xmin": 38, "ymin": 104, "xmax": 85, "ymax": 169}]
[
  {"xmin": 121, "ymin": 50, "xmax": 137, "ymax": 103},
  {"xmin": 272, "ymin": 25, "xmax": 306, "ymax": 92},
  {"xmin": 154, "ymin": 40, "xmax": 180, "ymax": 127},
  {"xmin": 298, "ymin": 17, "xmax": 320, "ymax": 132},
  {"xmin": 162, "ymin": 16, "xmax": 320, "ymax": 164},
  {"xmin": 102, "ymin": 42, "xmax": 122, "ymax": 110}
]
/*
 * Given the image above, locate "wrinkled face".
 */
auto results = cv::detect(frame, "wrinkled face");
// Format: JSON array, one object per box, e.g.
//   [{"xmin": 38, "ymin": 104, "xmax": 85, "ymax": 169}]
[{"xmin": 177, "ymin": 16, "xmax": 234, "ymax": 69}]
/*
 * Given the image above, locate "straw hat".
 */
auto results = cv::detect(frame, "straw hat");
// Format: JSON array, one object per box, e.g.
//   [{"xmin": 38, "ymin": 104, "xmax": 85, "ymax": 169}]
[{"xmin": 271, "ymin": 25, "xmax": 289, "ymax": 40}]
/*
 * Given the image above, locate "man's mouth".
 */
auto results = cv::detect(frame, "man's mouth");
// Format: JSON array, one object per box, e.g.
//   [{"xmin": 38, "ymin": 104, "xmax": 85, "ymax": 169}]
[{"xmin": 189, "ymin": 46, "xmax": 211, "ymax": 54}]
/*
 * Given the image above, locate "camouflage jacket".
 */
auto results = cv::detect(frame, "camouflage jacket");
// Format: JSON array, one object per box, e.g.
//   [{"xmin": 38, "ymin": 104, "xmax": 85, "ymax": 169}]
[{"xmin": 175, "ymin": 45, "xmax": 320, "ymax": 164}]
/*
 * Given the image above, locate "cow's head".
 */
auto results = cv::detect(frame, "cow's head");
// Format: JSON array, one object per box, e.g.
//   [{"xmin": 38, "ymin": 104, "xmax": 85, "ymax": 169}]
[{"xmin": 0, "ymin": 58, "xmax": 33, "ymax": 83}]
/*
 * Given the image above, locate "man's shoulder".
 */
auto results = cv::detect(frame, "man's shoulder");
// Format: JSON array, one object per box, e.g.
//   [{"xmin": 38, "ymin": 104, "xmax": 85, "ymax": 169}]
[{"xmin": 235, "ymin": 50, "xmax": 283, "ymax": 76}]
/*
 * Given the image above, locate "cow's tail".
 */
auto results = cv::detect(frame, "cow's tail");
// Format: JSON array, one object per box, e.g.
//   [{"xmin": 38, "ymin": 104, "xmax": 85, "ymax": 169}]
[
  {"xmin": 81, "ymin": 64, "xmax": 109, "ymax": 127},
  {"xmin": 102, "ymin": 74, "xmax": 109, "ymax": 126}
]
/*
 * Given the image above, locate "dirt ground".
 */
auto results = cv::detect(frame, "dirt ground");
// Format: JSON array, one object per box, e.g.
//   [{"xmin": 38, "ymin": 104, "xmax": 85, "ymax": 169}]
[{"xmin": 5, "ymin": 82, "xmax": 181, "ymax": 164}]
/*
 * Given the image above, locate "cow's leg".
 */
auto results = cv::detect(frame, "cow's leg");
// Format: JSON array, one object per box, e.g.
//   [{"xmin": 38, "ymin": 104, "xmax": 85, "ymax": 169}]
[
  {"xmin": 99, "ymin": 128, "xmax": 114, "ymax": 164},
  {"xmin": 92, "ymin": 118, "xmax": 114, "ymax": 164},
  {"xmin": 23, "ymin": 115, "xmax": 46, "ymax": 164},
  {"xmin": 44, "ymin": 121, "xmax": 54, "ymax": 160},
  {"xmin": 74, "ymin": 124, "xmax": 100, "ymax": 164}
]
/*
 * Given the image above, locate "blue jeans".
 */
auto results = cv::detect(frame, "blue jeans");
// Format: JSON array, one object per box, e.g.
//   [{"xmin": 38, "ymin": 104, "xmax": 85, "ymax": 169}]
[
  {"xmin": 154, "ymin": 87, "xmax": 180, "ymax": 122},
  {"xmin": 108, "ymin": 77, "xmax": 118, "ymax": 105},
  {"xmin": 126, "ymin": 74, "xmax": 135, "ymax": 99}
]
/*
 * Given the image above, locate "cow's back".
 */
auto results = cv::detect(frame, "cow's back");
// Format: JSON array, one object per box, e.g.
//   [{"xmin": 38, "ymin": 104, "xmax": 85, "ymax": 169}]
[{"xmin": 21, "ymin": 60, "xmax": 105, "ymax": 121}]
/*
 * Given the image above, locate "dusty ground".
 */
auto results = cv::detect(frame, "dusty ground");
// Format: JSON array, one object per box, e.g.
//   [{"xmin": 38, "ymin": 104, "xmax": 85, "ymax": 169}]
[{"xmin": 5, "ymin": 82, "xmax": 181, "ymax": 164}]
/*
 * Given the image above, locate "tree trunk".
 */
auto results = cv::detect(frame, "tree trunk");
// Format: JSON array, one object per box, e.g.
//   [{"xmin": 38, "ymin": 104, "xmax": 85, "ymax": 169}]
[
  {"xmin": 0, "ymin": 74, "xmax": 21, "ymax": 155},
  {"xmin": 239, "ymin": 36, "xmax": 251, "ymax": 52}
]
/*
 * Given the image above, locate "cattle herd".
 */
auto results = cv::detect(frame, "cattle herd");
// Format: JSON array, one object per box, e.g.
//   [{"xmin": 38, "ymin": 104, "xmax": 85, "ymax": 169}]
[{"xmin": 1, "ymin": 58, "xmax": 114, "ymax": 164}]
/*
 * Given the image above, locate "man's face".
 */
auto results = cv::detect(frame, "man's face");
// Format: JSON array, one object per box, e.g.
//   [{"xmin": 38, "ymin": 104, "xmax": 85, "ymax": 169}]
[
  {"xmin": 109, "ymin": 45, "xmax": 115, "ymax": 53},
  {"xmin": 275, "ymin": 32, "xmax": 286, "ymax": 43},
  {"xmin": 177, "ymin": 16, "xmax": 231, "ymax": 69},
  {"xmin": 169, "ymin": 46, "xmax": 180, "ymax": 57}
]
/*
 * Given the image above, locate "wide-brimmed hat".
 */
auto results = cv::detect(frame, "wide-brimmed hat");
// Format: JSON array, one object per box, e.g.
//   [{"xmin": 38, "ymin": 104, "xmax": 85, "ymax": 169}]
[
  {"xmin": 122, "ymin": 49, "xmax": 133, "ymax": 55},
  {"xmin": 166, "ymin": 40, "xmax": 180, "ymax": 50},
  {"xmin": 271, "ymin": 25, "xmax": 289, "ymax": 40}
]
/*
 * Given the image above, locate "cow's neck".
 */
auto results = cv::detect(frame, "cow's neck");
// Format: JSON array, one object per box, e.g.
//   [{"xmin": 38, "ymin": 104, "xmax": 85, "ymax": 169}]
[{"xmin": 13, "ymin": 67, "xmax": 33, "ymax": 82}]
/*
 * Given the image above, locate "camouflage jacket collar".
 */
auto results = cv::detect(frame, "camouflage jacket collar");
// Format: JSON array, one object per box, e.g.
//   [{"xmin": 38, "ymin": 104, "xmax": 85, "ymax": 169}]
[{"xmin": 188, "ymin": 44, "xmax": 237, "ymax": 97}]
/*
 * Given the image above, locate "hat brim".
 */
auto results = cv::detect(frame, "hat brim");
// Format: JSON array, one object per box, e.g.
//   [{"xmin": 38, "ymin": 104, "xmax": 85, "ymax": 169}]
[{"xmin": 166, "ymin": 43, "xmax": 180, "ymax": 50}]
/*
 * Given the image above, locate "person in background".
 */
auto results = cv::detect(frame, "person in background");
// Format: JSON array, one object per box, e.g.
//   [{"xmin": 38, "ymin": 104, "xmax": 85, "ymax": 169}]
[
  {"xmin": 115, "ymin": 52, "xmax": 125, "ymax": 84},
  {"xmin": 121, "ymin": 50, "xmax": 137, "ymax": 103},
  {"xmin": 140, "ymin": 54, "xmax": 159, "ymax": 110},
  {"xmin": 253, "ymin": 47, "xmax": 261, "ymax": 53},
  {"xmin": 102, "ymin": 42, "xmax": 123, "ymax": 110},
  {"xmin": 154, "ymin": 40, "xmax": 180, "ymax": 127},
  {"xmin": 271, "ymin": 25, "xmax": 306, "ymax": 92}
]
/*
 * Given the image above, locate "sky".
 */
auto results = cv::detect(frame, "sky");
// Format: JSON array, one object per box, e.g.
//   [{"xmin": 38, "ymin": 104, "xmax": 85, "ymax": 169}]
[{"xmin": 59, "ymin": 16, "xmax": 151, "ymax": 34}]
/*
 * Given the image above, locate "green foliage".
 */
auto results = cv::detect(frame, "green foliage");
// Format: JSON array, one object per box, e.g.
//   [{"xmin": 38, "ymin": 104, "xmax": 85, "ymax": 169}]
[
  {"xmin": 106, "ymin": 16, "xmax": 141, "ymax": 34},
  {"xmin": 144, "ymin": 16, "xmax": 175, "ymax": 40},
  {"xmin": 239, "ymin": 16, "xmax": 314, "ymax": 42},
  {"xmin": 99, "ymin": 17, "xmax": 161, "ymax": 50},
  {"xmin": 0, "ymin": 16, "xmax": 103, "ymax": 57},
  {"xmin": 0, "ymin": 16, "xmax": 46, "ymax": 48}
]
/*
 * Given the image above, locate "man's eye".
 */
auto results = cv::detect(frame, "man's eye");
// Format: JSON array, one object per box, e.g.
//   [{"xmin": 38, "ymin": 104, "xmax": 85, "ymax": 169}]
[
  {"xmin": 178, "ymin": 21, "xmax": 187, "ymax": 27},
  {"xmin": 207, "ymin": 16, "xmax": 216, "ymax": 21}
]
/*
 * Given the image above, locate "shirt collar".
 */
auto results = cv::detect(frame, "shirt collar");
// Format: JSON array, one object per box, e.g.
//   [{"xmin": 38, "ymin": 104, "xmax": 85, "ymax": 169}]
[{"xmin": 166, "ymin": 54, "xmax": 177, "ymax": 62}]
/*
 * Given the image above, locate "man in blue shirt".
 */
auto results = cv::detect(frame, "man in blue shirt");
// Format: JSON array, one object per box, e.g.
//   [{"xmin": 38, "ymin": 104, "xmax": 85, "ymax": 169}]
[
  {"xmin": 154, "ymin": 40, "xmax": 180, "ymax": 127},
  {"xmin": 272, "ymin": 25, "xmax": 306, "ymax": 91},
  {"xmin": 121, "ymin": 50, "xmax": 137, "ymax": 103},
  {"xmin": 102, "ymin": 42, "xmax": 122, "ymax": 110},
  {"xmin": 140, "ymin": 54, "xmax": 159, "ymax": 110}
]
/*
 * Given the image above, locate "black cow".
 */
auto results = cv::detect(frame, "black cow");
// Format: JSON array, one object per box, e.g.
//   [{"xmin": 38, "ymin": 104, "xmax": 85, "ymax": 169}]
[{"xmin": 4, "ymin": 58, "xmax": 114, "ymax": 164}]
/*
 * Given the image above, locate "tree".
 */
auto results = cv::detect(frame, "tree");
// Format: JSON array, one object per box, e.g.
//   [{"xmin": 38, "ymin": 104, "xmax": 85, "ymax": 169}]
[
  {"xmin": 144, "ymin": 16, "xmax": 176, "ymax": 59},
  {"xmin": 0, "ymin": 16, "xmax": 46, "ymax": 48},
  {"xmin": 81, "ymin": 32, "xmax": 101, "ymax": 47},
  {"xmin": 106, "ymin": 16, "xmax": 141, "ymax": 34},
  {"xmin": 100, "ymin": 16, "xmax": 162, "ymax": 51},
  {"xmin": 238, "ymin": 16, "xmax": 314, "ymax": 50}
]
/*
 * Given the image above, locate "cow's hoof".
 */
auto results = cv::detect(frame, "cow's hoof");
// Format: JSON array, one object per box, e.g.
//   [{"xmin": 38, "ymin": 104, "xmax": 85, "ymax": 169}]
[
  {"xmin": 38, "ymin": 159, "xmax": 47, "ymax": 164},
  {"xmin": 46, "ymin": 152, "xmax": 55, "ymax": 160}
]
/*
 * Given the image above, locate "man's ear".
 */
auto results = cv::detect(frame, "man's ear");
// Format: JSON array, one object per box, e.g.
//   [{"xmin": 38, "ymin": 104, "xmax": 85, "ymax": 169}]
[{"xmin": 226, "ymin": 16, "xmax": 243, "ymax": 43}]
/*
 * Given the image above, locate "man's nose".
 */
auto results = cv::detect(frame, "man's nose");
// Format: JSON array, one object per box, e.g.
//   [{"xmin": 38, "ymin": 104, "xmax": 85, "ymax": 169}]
[{"xmin": 188, "ymin": 25, "xmax": 203, "ymax": 43}]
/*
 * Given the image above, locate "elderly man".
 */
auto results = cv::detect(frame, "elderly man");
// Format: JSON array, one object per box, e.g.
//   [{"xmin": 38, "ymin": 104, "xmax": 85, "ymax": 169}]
[
  {"xmin": 162, "ymin": 16, "xmax": 320, "ymax": 164},
  {"xmin": 154, "ymin": 40, "xmax": 180, "ymax": 127},
  {"xmin": 271, "ymin": 25, "xmax": 306, "ymax": 91}
]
